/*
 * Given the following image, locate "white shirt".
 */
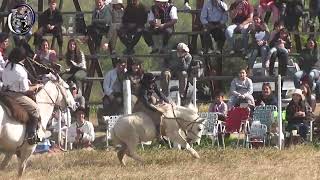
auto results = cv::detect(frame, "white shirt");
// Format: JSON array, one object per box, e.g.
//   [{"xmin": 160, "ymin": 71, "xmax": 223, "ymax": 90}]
[
  {"xmin": 147, "ymin": 5, "xmax": 178, "ymax": 22},
  {"xmin": 68, "ymin": 121, "xmax": 95, "ymax": 143},
  {"xmin": 2, "ymin": 62, "xmax": 29, "ymax": 93}
]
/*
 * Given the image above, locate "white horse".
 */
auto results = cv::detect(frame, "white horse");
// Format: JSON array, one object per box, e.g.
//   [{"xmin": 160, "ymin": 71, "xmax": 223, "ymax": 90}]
[
  {"xmin": 0, "ymin": 78, "xmax": 76, "ymax": 176},
  {"xmin": 111, "ymin": 104, "xmax": 206, "ymax": 165}
]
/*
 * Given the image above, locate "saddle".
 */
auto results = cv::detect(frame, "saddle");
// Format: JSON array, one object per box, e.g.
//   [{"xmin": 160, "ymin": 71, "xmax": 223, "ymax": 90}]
[{"xmin": 0, "ymin": 93, "xmax": 29, "ymax": 124}]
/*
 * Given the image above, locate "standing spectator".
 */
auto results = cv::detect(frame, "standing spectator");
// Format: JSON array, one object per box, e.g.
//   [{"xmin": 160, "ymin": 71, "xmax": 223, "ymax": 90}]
[
  {"xmin": 267, "ymin": 28, "xmax": 291, "ymax": 76},
  {"xmin": 160, "ymin": 43, "xmax": 192, "ymax": 98},
  {"xmin": 33, "ymin": 0, "xmax": 63, "ymax": 58},
  {"xmin": 225, "ymin": 0, "xmax": 254, "ymax": 54},
  {"xmin": 255, "ymin": 82, "xmax": 277, "ymax": 106},
  {"xmin": 300, "ymin": 83, "xmax": 316, "ymax": 112},
  {"xmin": 68, "ymin": 107, "xmax": 95, "ymax": 149},
  {"xmin": 257, "ymin": 0, "xmax": 279, "ymax": 25},
  {"xmin": 200, "ymin": 0, "xmax": 228, "ymax": 54},
  {"xmin": 108, "ymin": 0, "xmax": 124, "ymax": 54},
  {"xmin": 87, "ymin": 0, "xmax": 112, "ymax": 53},
  {"xmin": 286, "ymin": 89, "xmax": 313, "ymax": 140},
  {"xmin": 294, "ymin": 37, "xmax": 320, "ymax": 89},
  {"xmin": 0, "ymin": 33, "xmax": 9, "ymax": 88},
  {"xmin": 62, "ymin": 39, "xmax": 87, "ymax": 83},
  {"xmin": 144, "ymin": 0, "xmax": 178, "ymax": 54},
  {"xmin": 209, "ymin": 92, "xmax": 228, "ymax": 121},
  {"xmin": 228, "ymin": 69, "xmax": 255, "ymax": 109},
  {"xmin": 118, "ymin": 0, "xmax": 148, "ymax": 55},
  {"xmin": 103, "ymin": 58, "xmax": 127, "ymax": 115},
  {"xmin": 247, "ymin": 15, "xmax": 269, "ymax": 75},
  {"xmin": 125, "ymin": 59, "xmax": 144, "ymax": 95}
]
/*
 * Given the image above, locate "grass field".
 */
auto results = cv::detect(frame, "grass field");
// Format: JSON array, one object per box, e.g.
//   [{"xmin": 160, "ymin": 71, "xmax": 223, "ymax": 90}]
[{"xmin": 1, "ymin": 145, "xmax": 320, "ymax": 180}]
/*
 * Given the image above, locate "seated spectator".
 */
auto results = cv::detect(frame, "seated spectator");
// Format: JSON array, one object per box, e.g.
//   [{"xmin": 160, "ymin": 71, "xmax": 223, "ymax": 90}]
[
  {"xmin": 200, "ymin": 0, "xmax": 228, "ymax": 54},
  {"xmin": 125, "ymin": 59, "xmax": 144, "ymax": 95},
  {"xmin": 69, "ymin": 81, "xmax": 86, "ymax": 110},
  {"xmin": 267, "ymin": 28, "xmax": 291, "ymax": 76},
  {"xmin": 68, "ymin": 107, "xmax": 95, "ymax": 149},
  {"xmin": 87, "ymin": 0, "xmax": 112, "ymax": 53},
  {"xmin": 160, "ymin": 43, "xmax": 191, "ymax": 98},
  {"xmin": 228, "ymin": 69, "xmax": 255, "ymax": 109},
  {"xmin": 255, "ymin": 82, "xmax": 277, "ymax": 106},
  {"xmin": 257, "ymin": 0, "xmax": 279, "ymax": 25},
  {"xmin": 209, "ymin": 92, "xmax": 228, "ymax": 121},
  {"xmin": 144, "ymin": 0, "xmax": 178, "ymax": 53},
  {"xmin": 34, "ymin": 39, "xmax": 60, "ymax": 73},
  {"xmin": 108, "ymin": 0, "xmax": 124, "ymax": 54},
  {"xmin": 225, "ymin": 0, "xmax": 253, "ymax": 54},
  {"xmin": 294, "ymin": 37, "xmax": 320, "ymax": 90},
  {"xmin": 61, "ymin": 39, "xmax": 87, "ymax": 83},
  {"xmin": 300, "ymin": 83, "xmax": 316, "ymax": 112},
  {"xmin": 0, "ymin": 33, "xmax": 9, "ymax": 88},
  {"xmin": 103, "ymin": 58, "xmax": 127, "ymax": 115},
  {"xmin": 286, "ymin": 89, "xmax": 313, "ymax": 140},
  {"xmin": 33, "ymin": 0, "xmax": 63, "ymax": 58},
  {"xmin": 190, "ymin": 0, "xmax": 207, "ymax": 54},
  {"xmin": 117, "ymin": 0, "xmax": 148, "ymax": 55},
  {"xmin": 309, "ymin": 0, "xmax": 320, "ymax": 32},
  {"xmin": 247, "ymin": 15, "xmax": 269, "ymax": 75}
]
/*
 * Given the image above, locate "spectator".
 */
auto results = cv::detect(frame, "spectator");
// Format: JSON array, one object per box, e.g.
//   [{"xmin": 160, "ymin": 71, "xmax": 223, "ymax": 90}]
[
  {"xmin": 209, "ymin": 92, "xmax": 228, "ymax": 121},
  {"xmin": 125, "ymin": 59, "xmax": 144, "ymax": 95},
  {"xmin": 255, "ymin": 82, "xmax": 277, "ymax": 106},
  {"xmin": 108, "ymin": 0, "xmax": 124, "ymax": 54},
  {"xmin": 294, "ymin": 37, "xmax": 320, "ymax": 89},
  {"xmin": 300, "ymin": 83, "xmax": 316, "ymax": 112},
  {"xmin": 69, "ymin": 81, "xmax": 86, "ymax": 110},
  {"xmin": 200, "ymin": 0, "xmax": 228, "ymax": 54},
  {"xmin": 190, "ymin": 0, "xmax": 207, "ymax": 54},
  {"xmin": 118, "ymin": 0, "xmax": 148, "ymax": 55},
  {"xmin": 160, "ymin": 43, "xmax": 192, "ymax": 98},
  {"xmin": 228, "ymin": 69, "xmax": 255, "ymax": 109},
  {"xmin": 267, "ymin": 28, "xmax": 291, "ymax": 76},
  {"xmin": 33, "ymin": 0, "xmax": 63, "ymax": 59},
  {"xmin": 257, "ymin": 0, "xmax": 279, "ymax": 25},
  {"xmin": 68, "ymin": 107, "xmax": 95, "ymax": 149},
  {"xmin": 247, "ymin": 15, "xmax": 269, "ymax": 75},
  {"xmin": 87, "ymin": 0, "xmax": 112, "ymax": 53},
  {"xmin": 103, "ymin": 58, "xmax": 127, "ymax": 115},
  {"xmin": 62, "ymin": 39, "xmax": 87, "ymax": 83},
  {"xmin": 144, "ymin": 0, "xmax": 178, "ymax": 53},
  {"xmin": 286, "ymin": 89, "xmax": 313, "ymax": 140},
  {"xmin": 34, "ymin": 39, "xmax": 60, "ymax": 72},
  {"xmin": 225, "ymin": 0, "xmax": 253, "ymax": 54},
  {"xmin": 309, "ymin": 0, "xmax": 320, "ymax": 32},
  {"xmin": 0, "ymin": 33, "xmax": 9, "ymax": 88}
]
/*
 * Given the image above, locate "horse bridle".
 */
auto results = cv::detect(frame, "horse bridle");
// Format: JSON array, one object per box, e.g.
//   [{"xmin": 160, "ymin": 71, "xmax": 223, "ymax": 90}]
[{"xmin": 36, "ymin": 81, "xmax": 68, "ymax": 109}]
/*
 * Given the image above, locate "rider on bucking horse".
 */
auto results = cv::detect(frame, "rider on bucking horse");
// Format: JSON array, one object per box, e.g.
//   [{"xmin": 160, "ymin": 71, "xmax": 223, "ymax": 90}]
[{"xmin": 2, "ymin": 47, "xmax": 44, "ymax": 145}]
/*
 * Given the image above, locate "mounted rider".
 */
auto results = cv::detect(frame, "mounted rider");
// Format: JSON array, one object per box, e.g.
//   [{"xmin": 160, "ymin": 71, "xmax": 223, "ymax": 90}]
[{"xmin": 2, "ymin": 47, "xmax": 44, "ymax": 145}]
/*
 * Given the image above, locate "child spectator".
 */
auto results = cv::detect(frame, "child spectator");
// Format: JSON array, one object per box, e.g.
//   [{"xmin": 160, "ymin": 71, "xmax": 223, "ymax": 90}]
[
  {"xmin": 108, "ymin": 0, "xmax": 124, "ymax": 54},
  {"xmin": 286, "ymin": 89, "xmax": 313, "ymax": 140},
  {"xmin": 255, "ymin": 82, "xmax": 277, "ymax": 106},
  {"xmin": 247, "ymin": 15, "xmax": 269, "ymax": 75},
  {"xmin": 228, "ymin": 69, "xmax": 255, "ymax": 109},
  {"xmin": 267, "ymin": 28, "xmax": 292, "ymax": 76},
  {"xmin": 68, "ymin": 107, "xmax": 95, "ymax": 149},
  {"xmin": 62, "ymin": 39, "xmax": 87, "ymax": 83},
  {"xmin": 209, "ymin": 92, "xmax": 228, "ymax": 121}
]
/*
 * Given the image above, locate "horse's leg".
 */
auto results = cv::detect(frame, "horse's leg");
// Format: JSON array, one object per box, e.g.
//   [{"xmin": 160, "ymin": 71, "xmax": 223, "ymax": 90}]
[
  {"xmin": 17, "ymin": 145, "xmax": 36, "ymax": 177},
  {"xmin": 167, "ymin": 130, "xmax": 200, "ymax": 159},
  {"xmin": 117, "ymin": 143, "xmax": 127, "ymax": 166},
  {"xmin": 125, "ymin": 141, "xmax": 143, "ymax": 164},
  {"xmin": 0, "ymin": 153, "xmax": 13, "ymax": 170}
]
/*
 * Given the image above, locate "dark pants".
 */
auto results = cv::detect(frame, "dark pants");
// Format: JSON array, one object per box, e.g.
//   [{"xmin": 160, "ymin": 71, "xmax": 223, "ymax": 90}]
[
  {"xmin": 87, "ymin": 24, "xmax": 110, "ymax": 53},
  {"xmin": 285, "ymin": 3, "xmax": 303, "ymax": 52},
  {"xmin": 144, "ymin": 27, "xmax": 174, "ymax": 47},
  {"xmin": 118, "ymin": 26, "xmax": 146, "ymax": 50},
  {"xmin": 287, "ymin": 122, "xmax": 309, "ymax": 140},
  {"xmin": 269, "ymin": 48, "xmax": 288, "ymax": 77},
  {"xmin": 203, "ymin": 24, "xmax": 226, "ymax": 51},
  {"xmin": 34, "ymin": 26, "xmax": 63, "ymax": 49}
]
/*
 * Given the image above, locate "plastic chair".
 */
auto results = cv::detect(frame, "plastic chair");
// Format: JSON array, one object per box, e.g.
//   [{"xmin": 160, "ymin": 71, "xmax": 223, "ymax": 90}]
[
  {"xmin": 199, "ymin": 112, "xmax": 225, "ymax": 148},
  {"xmin": 224, "ymin": 107, "xmax": 251, "ymax": 148},
  {"xmin": 248, "ymin": 121, "xmax": 268, "ymax": 148}
]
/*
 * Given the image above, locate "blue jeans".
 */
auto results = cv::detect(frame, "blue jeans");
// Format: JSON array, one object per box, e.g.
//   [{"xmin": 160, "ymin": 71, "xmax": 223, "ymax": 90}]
[
  {"xmin": 225, "ymin": 24, "xmax": 249, "ymax": 51},
  {"xmin": 294, "ymin": 69, "xmax": 320, "ymax": 89},
  {"xmin": 248, "ymin": 45, "xmax": 269, "ymax": 69}
]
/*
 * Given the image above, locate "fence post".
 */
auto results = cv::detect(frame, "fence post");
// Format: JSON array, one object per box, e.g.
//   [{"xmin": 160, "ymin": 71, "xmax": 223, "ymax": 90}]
[
  {"xmin": 277, "ymin": 75, "xmax": 282, "ymax": 150},
  {"xmin": 192, "ymin": 77, "xmax": 197, "ymax": 105},
  {"xmin": 123, "ymin": 80, "xmax": 132, "ymax": 115}
]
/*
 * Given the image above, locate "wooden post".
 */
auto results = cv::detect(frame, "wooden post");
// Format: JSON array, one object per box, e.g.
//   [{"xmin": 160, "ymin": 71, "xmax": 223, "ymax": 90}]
[{"xmin": 123, "ymin": 80, "xmax": 132, "ymax": 115}]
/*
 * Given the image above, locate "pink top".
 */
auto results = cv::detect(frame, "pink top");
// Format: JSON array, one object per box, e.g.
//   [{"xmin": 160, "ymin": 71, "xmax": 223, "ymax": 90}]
[
  {"xmin": 259, "ymin": 0, "xmax": 275, "ymax": 7},
  {"xmin": 35, "ymin": 49, "xmax": 57, "ymax": 65}
]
